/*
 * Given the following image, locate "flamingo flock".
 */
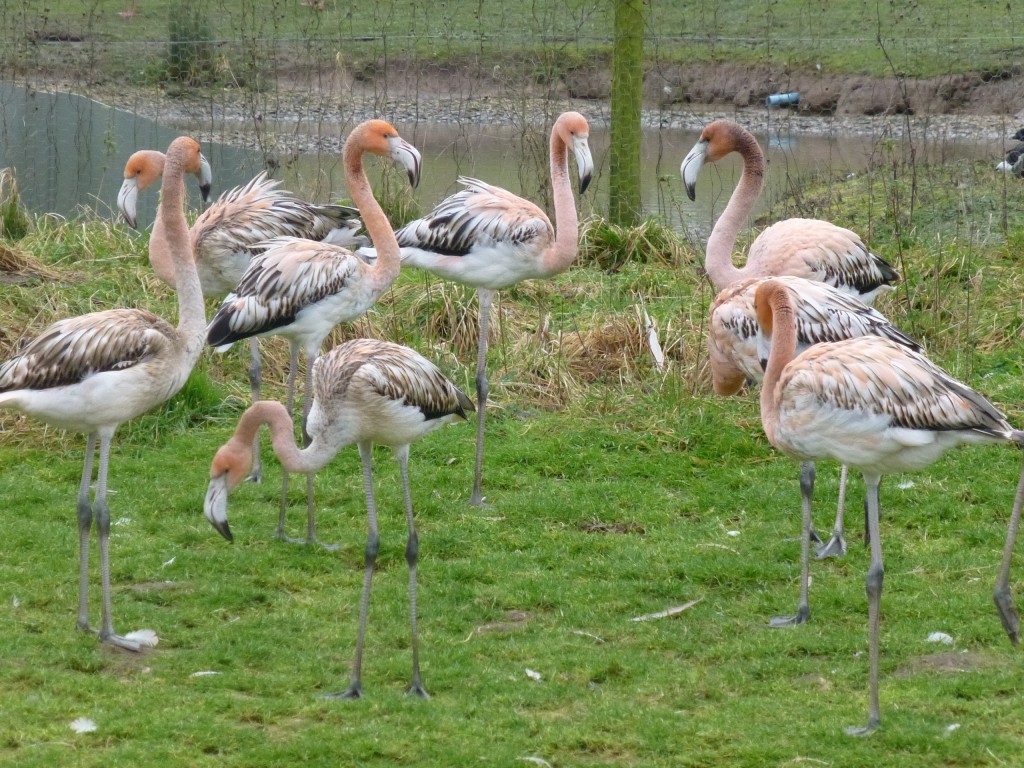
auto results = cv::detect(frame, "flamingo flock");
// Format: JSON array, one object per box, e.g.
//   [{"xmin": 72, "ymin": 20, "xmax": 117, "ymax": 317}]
[{"xmin": 1, "ymin": 112, "xmax": 1021, "ymax": 735}]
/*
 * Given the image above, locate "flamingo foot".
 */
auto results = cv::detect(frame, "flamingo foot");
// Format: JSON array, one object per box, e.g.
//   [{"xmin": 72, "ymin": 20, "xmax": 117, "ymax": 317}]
[
  {"xmin": 845, "ymin": 718, "xmax": 880, "ymax": 736},
  {"xmin": 769, "ymin": 605, "xmax": 810, "ymax": 627},
  {"xmin": 994, "ymin": 587, "xmax": 1020, "ymax": 644},
  {"xmin": 321, "ymin": 683, "xmax": 363, "ymax": 700},
  {"xmin": 275, "ymin": 531, "xmax": 338, "ymax": 551},
  {"xmin": 406, "ymin": 679, "xmax": 429, "ymax": 699},
  {"xmin": 815, "ymin": 532, "xmax": 847, "ymax": 559}
]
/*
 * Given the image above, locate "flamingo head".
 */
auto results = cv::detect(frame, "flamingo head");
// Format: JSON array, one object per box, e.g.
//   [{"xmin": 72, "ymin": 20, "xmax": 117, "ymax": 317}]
[
  {"xmin": 681, "ymin": 119, "xmax": 749, "ymax": 202},
  {"xmin": 203, "ymin": 438, "xmax": 253, "ymax": 542},
  {"xmin": 118, "ymin": 146, "xmax": 212, "ymax": 228},
  {"xmin": 118, "ymin": 150, "xmax": 164, "ymax": 228},
  {"xmin": 556, "ymin": 111, "xmax": 593, "ymax": 196},
  {"xmin": 352, "ymin": 119, "xmax": 421, "ymax": 189}
]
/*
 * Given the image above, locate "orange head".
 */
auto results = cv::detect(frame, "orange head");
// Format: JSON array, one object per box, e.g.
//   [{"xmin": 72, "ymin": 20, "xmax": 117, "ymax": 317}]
[
  {"xmin": 554, "ymin": 111, "xmax": 593, "ymax": 195},
  {"xmin": 346, "ymin": 119, "xmax": 421, "ymax": 188}
]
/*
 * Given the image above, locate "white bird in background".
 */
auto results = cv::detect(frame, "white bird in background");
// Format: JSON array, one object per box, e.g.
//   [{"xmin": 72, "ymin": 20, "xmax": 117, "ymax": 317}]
[
  {"xmin": 119, "ymin": 156, "xmax": 366, "ymax": 483},
  {"xmin": 996, "ymin": 128, "xmax": 1024, "ymax": 176},
  {"xmin": 681, "ymin": 118, "xmax": 900, "ymax": 304},
  {"xmin": 204, "ymin": 338, "xmax": 475, "ymax": 699},
  {"xmin": 205, "ymin": 119, "xmax": 422, "ymax": 547},
  {"xmin": 709, "ymin": 275, "xmax": 922, "ymax": 575},
  {"xmin": 0, "ymin": 136, "xmax": 208, "ymax": 651},
  {"xmin": 754, "ymin": 277, "xmax": 1024, "ymax": 735},
  {"xmin": 360, "ymin": 111, "xmax": 593, "ymax": 507}
]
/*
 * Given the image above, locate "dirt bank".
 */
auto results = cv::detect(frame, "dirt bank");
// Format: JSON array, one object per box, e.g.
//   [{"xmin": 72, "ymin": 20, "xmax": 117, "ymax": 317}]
[{"xmin": 25, "ymin": 58, "xmax": 1024, "ymax": 154}]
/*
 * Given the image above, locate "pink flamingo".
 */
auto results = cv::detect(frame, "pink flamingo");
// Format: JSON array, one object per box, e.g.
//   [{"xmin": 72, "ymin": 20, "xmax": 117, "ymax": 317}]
[
  {"xmin": 0, "ymin": 136, "xmax": 207, "ymax": 651},
  {"xmin": 360, "ymin": 111, "xmax": 593, "ymax": 506},
  {"xmin": 205, "ymin": 119, "xmax": 421, "ymax": 547},
  {"xmin": 204, "ymin": 338, "xmax": 474, "ymax": 698},
  {"xmin": 682, "ymin": 119, "xmax": 899, "ymax": 303},
  {"xmin": 755, "ymin": 277, "xmax": 1024, "ymax": 735}
]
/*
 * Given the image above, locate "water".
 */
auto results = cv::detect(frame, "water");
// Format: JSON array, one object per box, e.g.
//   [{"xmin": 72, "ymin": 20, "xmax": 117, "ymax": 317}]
[{"xmin": 0, "ymin": 81, "xmax": 1004, "ymax": 238}]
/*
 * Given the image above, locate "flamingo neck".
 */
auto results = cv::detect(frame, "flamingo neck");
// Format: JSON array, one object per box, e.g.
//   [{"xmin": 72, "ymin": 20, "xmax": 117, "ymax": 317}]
[
  {"xmin": 160, "ymin": 143, "xmax": 207, "ymax": 361},
  {"xmin": 344, "ymin": 136, "xmax": 400, "ymax": 289},
  {"xmin": 141, "ymin": 152, "xmax": 178, "ymax": 288},
  {"xmin": 758, "ymin": 288, "xmax": 798, "ymax": 447},
  {"xmin": 233, "ymin": 401, "xmax": 334, "ymax": 475},
  {"xmin": 705, "ymin": 132, "xmax": 766, "ymax": 290},
  {"xmin": 541, "ymin": 123, "xmax": 580, "ymax": 276}
]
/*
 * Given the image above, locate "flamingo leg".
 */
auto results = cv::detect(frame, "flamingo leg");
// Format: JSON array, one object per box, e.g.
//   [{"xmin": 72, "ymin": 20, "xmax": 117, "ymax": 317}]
[
  {"xmin": 76, "ymin": 433, "xmax": 97, "ymax": 633},
  {"xmin": 94, "ymin": 431, "xmax": 144, "ymax": 651},
  {"xmin": 300, "ymin": 351, "xmax": 337, "ymax": 551},
  {"xmin": 470, "ymin": 288, "xmax": 494, "ymax": 507},
  {"xmin": 847, "ymin": 473, "xmax": 884, "ymax": 736},
  {"xmin": 276, "ymin": 344, "xmax": 301, "ymax": 543},
  {"xmin": 323, "ymin": 441, "xmax": 379, "ymax": 700},
  {"xmin": 994, "ymin": 452, "xmax": 1024, "ymax": 644},
  {"xmin": 817, "ymin": 463, "xmax": 849, "ymax": 559},
  {"xmin": 246, "ymin": 337, "xmax": 263, "ymax": 483},
  {"xmin": 771, "ymin": 461, "xmax": 813, "ymax": 627},
  {"xmin": 395, "ymin": 445, "xmax": 428, "ymax": 698}
]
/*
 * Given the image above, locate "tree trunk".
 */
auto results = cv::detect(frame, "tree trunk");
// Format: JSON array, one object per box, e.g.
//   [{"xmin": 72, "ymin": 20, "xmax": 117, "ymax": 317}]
[{"xmin": 609, "ymin": 0, "xmax": 646, "ymax": 226}]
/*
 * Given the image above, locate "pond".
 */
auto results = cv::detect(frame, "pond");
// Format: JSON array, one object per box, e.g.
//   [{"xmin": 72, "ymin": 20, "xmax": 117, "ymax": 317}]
[{"xmin": 0, "ymin": 81, "xmax": 1005, "ymax": 239}]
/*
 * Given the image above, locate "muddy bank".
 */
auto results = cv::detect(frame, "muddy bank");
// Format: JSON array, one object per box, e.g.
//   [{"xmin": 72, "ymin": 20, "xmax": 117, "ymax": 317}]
[{"xmin": 24, "ymin": 58, "xmax": 1024, "ymax": 156}]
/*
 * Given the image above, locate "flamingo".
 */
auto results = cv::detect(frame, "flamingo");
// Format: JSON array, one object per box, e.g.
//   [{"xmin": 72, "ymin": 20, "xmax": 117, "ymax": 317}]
[
  {"xmin": 0, "ymin": 136, "xmax": 207, "ymax": 651},
  {"xmin": 709, "ymin": 274, "xmax": 922, "ymax": 574},
  {"xmin": 119, "ymin": 158, "xmax": 366, "ymax": 483},
  {"xmin": 681, "ymin": 119, "xmax": 900, "ymax": 304},
  {"xmin": 754, "ymin": 277, "xmax": 1024, "ymax": 735},
  {"xmin": 360, "ymin": 111, "xmax": 593, "ymax": 506},
  {"xmin": 204, "ymin": 338, "xmax": 475, "ymax": 699},
  {"xmin": 684, "ymin": 118, "xmax": 902, "ymax": 554},
  {"xmin": 996, "ymin": 128, "xmax": 1024, "ymax": 175},
  {"xmin": 205, "ymin": 119, "xmax": 421, "ymax": 547}
]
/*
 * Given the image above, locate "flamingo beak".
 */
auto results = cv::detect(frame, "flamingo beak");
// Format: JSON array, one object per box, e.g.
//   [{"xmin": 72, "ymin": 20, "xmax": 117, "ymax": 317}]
[
  {"xmin": 389, "ymin": 137, "xmax": 421, "ymax": 189},
  {"xmin": 681, "ymin": 139, "xmax": 708, "ymax": 202},
  {"xmin": 197, "ymin": 153, "xmax": 213, "ymax": 203},
  {"xmin": 117, "ymin": 177, "xmax": 139, "ymax": 229},
  {"xmin": 573, "ymin": 136, "xmax": 593, "ymax": 196},
  {"xmin": 204, "ymin": 473, "xmax": 234, "ymax": 542}
]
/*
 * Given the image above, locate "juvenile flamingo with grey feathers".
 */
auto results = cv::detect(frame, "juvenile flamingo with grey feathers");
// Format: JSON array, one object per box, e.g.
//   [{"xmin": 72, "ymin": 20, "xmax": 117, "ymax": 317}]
[
  {"xmin": 754, "ymin": 277, "xmax": 1024, "ymax": 735},
  {"xmin": 119, "ymin": 155, "xmax": 365, "ymax": 483},
  {"xmin": 359, "ymin": 111, "xmax": 593, "ymax": 506},
  {"xmin": 709, "ymin": 275, "xmax": 922, "ymax": 597},
  {"xmin": 204, "ymin": 338, "xmax": 474, "ymax": 699},
  {"xmin": 205, "ymin": 119, "xmax": 421, "ymax": 548},
  {"xmin": 0, "ymin": 136, "xmax": 208, "ymax": 651}
]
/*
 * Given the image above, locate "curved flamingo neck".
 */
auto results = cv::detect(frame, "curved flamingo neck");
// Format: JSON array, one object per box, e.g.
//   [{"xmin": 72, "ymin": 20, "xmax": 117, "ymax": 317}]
[
  {"xmin": 143, "ymin": 152, "xmax": 178, "ymax": 287},
  {"xmin": 541, "ymin": 119, "xmax": 580, "ymax": 276},
  {"xmin": 232, "ymin": 401, "xmax": 333, "ymax": 475},
  {"xmin": 705, "ymin": 129, "xmax": 766, "ymax": 290},
  {"xmin": 160, "ymin": 142, "xmax": 206, "ymax": 357},
  {"xmin": 758, "ymin": 283, "xmax": 797, "ymax": 447},
  {"xmin": 344, "ymin": 130, "xmax": 400, "ymax": 289}
]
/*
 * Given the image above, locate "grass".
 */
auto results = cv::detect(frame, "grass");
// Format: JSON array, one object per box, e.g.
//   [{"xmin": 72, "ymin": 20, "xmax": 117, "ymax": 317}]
[
  {"xmin": 2, "ymin": 0, "xmax": 1021, "ymax": 86},
  {"xmin": 2, "ymin": 149, "xmax": 1024, "ymax": 765}
]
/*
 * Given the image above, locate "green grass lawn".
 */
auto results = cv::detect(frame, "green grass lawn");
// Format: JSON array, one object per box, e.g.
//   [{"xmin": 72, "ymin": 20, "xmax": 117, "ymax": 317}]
[
  {"xmin": 2, "ymin": 152, "xmax": 1024, "ymax": 764},
  {"xmin": 4, "ymin": 0, "xmax": 1021, "ymax": 81}
]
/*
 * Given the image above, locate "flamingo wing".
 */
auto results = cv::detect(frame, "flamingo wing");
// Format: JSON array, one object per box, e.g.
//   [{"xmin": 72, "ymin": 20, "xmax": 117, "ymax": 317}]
[
  {"xmin": 206, "ymin": 237, "xmax": 361, "ymax": 346},
  {"xmin": 397, "ymin": 177, "xmax": 553, "ymax": 256},
  {"xmin": 0, "ymin": 309, "xmax": 173, "ymax": 392}
]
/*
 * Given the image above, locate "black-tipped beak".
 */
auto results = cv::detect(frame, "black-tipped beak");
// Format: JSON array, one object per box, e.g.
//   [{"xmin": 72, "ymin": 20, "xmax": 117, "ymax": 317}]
[{"xmin": 680, "ymin": 141, "xmax": 707, "ymax": 202}]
